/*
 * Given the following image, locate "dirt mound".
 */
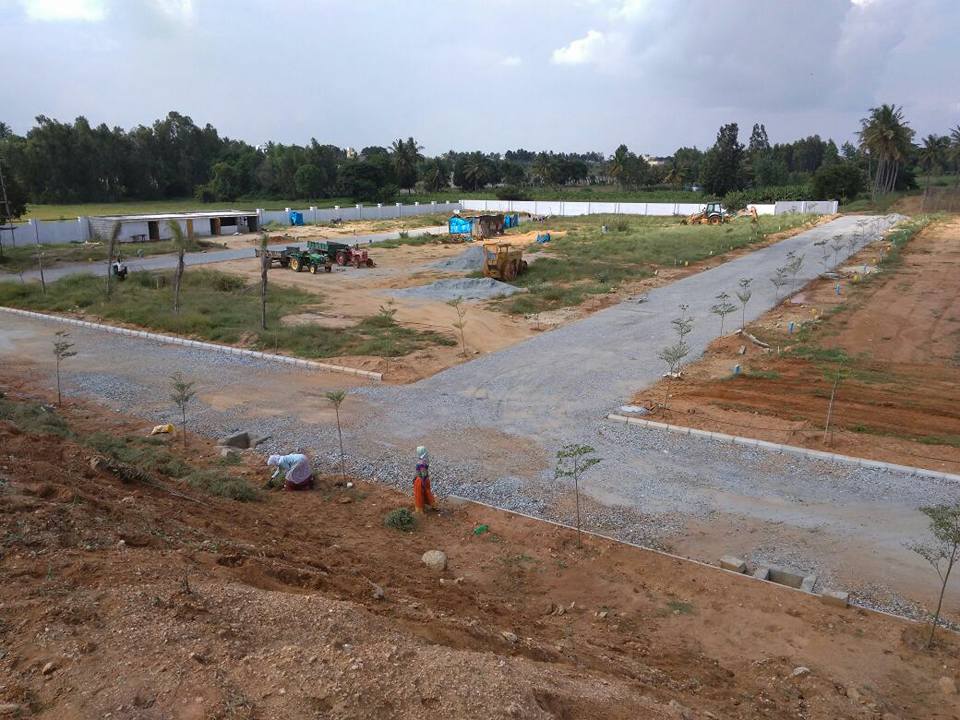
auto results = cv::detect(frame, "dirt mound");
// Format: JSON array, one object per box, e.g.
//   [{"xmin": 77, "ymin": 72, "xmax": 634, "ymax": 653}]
[{"xmin": 391, "ymin": 278, "xmax": 525, "ymax": 302}]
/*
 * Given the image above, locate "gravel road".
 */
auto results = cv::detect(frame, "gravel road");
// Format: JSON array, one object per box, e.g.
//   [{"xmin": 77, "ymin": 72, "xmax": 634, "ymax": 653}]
[
  {"xmin": 2, "ymin": 225, "xmax": 446, "ymax": 284},
  {"xmin": 4, "ymin": 213, "xmax": 955, "ymax": 616}
]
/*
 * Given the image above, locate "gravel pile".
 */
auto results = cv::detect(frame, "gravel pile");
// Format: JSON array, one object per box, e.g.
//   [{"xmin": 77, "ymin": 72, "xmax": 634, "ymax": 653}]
[
  {"xmin": 431, "ymin": 244, "xmax": 485, "ymax": 271},
  {"xmin": 390, "ymin": 278, "xmax": 524, "ymax": 302}
]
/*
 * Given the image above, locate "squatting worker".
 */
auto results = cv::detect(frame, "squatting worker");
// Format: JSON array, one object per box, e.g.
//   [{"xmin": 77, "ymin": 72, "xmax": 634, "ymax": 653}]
[
  {"xmin": 412, "ymin": 446, "xmax": 436, "ymax": 513},
  {"xmin": 266, "ymin": 453, "xmax": 315, "ymax": 491}
]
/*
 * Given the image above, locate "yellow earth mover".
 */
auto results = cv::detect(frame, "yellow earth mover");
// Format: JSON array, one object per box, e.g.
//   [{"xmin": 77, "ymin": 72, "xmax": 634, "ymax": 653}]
[
  {"xmin": 482, "ymin": 242, "xmax": 528, "ymax": 281},
  {"xmin": 683, "ymin": 201, "xmax": 729, "ymax": 225}
]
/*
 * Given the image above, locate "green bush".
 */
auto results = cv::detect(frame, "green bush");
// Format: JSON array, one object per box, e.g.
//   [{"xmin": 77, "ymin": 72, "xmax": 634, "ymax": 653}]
[
  {"xmin": 85, "ymin": 432, "xmax": 191, "ymax": 478},
  {"xmin": 211, "ymin": 274, "xmax": 247, "ymax": 292},
  {"xmin": 812, "ymin": 163, "xmax": 864, "ymax": 202},
  {"xmin": 0, "ymin": 399, "xmax": 70, "ymax": 437},
  {"xmin": 384, "ymin": 507, "xmax": 416, "ymax": 532},
  {"xmin": 495, "ymin": 186, "xmax": 531, "ymax": 201},
  {"xmin": 723, "ymin": 184, "xmax": 811, "ymax": 211},
  {"xmin": 184, "ymin": 470, "xmax": 259, "ymax": 502}
]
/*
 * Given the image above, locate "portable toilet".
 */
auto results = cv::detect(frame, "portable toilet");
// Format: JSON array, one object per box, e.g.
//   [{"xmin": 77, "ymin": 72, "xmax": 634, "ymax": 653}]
[{"xmin": 289, "ymin": 211, "xmax": 304, "ymax": 226}]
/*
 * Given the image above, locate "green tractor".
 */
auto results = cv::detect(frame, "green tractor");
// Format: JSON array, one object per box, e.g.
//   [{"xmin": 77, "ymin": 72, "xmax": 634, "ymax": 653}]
[{"xmin": 283, "ymin": 245, "xmax": 332, "ymax": 274}]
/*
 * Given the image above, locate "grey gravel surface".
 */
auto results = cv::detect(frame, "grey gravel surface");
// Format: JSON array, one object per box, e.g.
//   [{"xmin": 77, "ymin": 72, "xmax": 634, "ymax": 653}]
[
  {"xmin": 3, "ymin": 214, "xmax": 954, "ymax": 620},
  {"xmin": 2, "ymin": 226, "xmax": 446, "ymax": 284},
  {"xmin": 390, "ymin": 277, "xmax": 524, "ymax": 301}
]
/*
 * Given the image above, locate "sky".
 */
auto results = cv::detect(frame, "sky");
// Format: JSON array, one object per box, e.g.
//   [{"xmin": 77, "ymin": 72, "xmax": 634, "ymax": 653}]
[{"xmin": 2, "ymin": 0, "xmax": 957, "ymax": 156}]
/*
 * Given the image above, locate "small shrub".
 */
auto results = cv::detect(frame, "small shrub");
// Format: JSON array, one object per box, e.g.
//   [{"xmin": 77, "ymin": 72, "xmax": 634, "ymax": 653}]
[
  {"xmin": 0, "ymin": 399, "xmax": 70, "ymax": 437},
  {"xmin": 211, "ymin": 274, "xmax": 246, "ymax": 292},
  {"xmin": 85, "ymin": 432, "xmax": 191, "ymax": 478},
  {"xmin": 184, "ymin": 470, "xmax": 259, "ymax": 502},
  {"xmin": 384, "ymin": 507, "xmax": 416, "ymax": 532}
]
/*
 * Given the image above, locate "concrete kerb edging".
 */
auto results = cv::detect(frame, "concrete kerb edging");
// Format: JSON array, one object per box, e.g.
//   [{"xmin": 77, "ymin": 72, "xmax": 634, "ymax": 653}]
[
  {"xmin": 449, "ymin": 494, "xmax": 922, "ymax": 627},
  {"xmin": 606, "ymin": 414, "xmax": 960, "ymax": 483},
  {"xmin": 0, "ymin": 306, "xmax": 383, "ymax": 381}
]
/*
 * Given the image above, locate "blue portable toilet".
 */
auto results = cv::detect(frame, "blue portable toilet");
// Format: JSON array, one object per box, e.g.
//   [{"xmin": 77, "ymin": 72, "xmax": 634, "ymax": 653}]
[
  {"xmin": 289, "ymin": 211, "xmax": 304, "ymax": 226},
  {"xmin": 448, "ymin": 215, "xmax": 473, "ymax": 236}
]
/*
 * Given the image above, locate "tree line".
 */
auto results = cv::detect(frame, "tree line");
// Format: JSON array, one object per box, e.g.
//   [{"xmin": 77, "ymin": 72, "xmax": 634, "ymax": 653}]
[{"xmin": 1, "ymin": 105, "xmax": 958, "ymax": 222}]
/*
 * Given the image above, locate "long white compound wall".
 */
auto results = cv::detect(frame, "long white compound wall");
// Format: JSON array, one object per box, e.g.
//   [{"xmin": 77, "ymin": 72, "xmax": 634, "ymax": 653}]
[
  {"xmin": 4, "ymin": 197, "xmax": 838, "ymax": 247},
  {"xmin": 460, "ymin": 199, "xmax": 838, "ymax": 217}
]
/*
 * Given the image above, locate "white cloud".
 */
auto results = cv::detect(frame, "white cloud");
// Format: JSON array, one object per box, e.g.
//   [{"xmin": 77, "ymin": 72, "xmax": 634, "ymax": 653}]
[
  {"xmin": 611, "ymin": 0, "xmax": 651, "ymax": 21},
  {"xmin": 551, "ymin": 29, "xmax": 608, "ymax": 65},
  {"xmin": 20, "ymin": 0, "xmax": 106, "ymax": 22},
  {"xmin": 500, "ymin": 55, "xmax": 522, "ymax": 67},
  {"xmin": 152, "ymin": 0, "xmax": 194, "ymax": 24}
]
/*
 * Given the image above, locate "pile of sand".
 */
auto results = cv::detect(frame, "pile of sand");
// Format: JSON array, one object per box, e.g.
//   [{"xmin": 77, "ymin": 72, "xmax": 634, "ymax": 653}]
[{"xmin": 431, "ymin": 244, "xmax": 485, "ymax": 271}]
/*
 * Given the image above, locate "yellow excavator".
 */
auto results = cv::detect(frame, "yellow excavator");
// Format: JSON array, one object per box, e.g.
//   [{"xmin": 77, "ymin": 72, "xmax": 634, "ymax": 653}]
[{"xmin": 683, "ymin": 202, "xmax": 728, "ymax": 225}]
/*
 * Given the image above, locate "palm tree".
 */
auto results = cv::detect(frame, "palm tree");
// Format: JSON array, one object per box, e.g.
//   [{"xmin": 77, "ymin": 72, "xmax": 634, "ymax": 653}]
[
  {"xmin": 391, "ymin": 137, "xmax": 423, "ymax": 193},
  {"xmin": 420, "ymin": 157, "xmax": 448, "ymax": 192},
  {"xmin": 462, "ymin": 154, "xmax": 488, "ymax": 191},
  {"xmin": 664, "ymin": 158, "xmax": 687, "ymax": 189},
  {"xmin": 608, "ymin": 145, "xmax": 630, "ymax": 187},
  {"xmin": 857, "ymin": 104, "xmax": 914, "ymax": 198},
  {"xmin": 0, "ymin": 122, "xmax": 12, "ymax": 140},
  {"xmin": 950, "ymin": 125, "xmax": 960, "ymax": 187},
  {"xmin": 919, "ymin": 134, "xmax": 950, "ymax": 191}
]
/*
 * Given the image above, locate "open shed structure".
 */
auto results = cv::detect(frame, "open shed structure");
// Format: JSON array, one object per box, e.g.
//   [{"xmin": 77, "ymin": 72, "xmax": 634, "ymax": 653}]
[
  {"xmin": 448, "ymin": 212, "xmax": 516, "ymax": 239},
  {"xmin": 89, "ymin": 210, "xmax": 259, "ymax": 244}
]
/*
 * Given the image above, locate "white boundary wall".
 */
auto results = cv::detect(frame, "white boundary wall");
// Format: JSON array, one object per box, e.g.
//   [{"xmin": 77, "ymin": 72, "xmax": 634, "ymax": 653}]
[
  {"xmin": 5, "ymin": 201, "xmax": 463, "ymax": 247},
  {"xmin": 259, "ymin": 201, "xmax": 461, "ymax": 227},
  {"xmin": 461, "ymin": 199, "xmax": 837, "ymax": 217}
]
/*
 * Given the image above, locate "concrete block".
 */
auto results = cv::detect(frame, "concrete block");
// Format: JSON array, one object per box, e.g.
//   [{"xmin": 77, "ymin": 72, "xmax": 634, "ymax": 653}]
[
  {"xmin": 767, "ymin": 565, "xmax": 806, "ymax": 589},
  {"xmin": 800, "ymin": 575, "xmax": 818, "ymax": 593},
  {"xmin": 821, "ymin": 590, "xmax": 849, "ymax": 608},
  {"xmin": 719, "ymin": 556, "xmax": 747, "ymax": 573},
  {"xmin": 752, "ymin": 567, "xmax": 770, "ymax": 580}
]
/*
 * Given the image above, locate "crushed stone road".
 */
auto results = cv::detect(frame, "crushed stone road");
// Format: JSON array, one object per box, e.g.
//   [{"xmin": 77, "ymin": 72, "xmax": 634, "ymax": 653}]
[{"xmin": 3, "ymin": 213, "xmax": 955, "ymax": 616}]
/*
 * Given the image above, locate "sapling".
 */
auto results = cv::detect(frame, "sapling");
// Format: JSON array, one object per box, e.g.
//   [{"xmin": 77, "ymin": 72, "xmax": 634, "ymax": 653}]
[
  {"xmin": 104, "ymin": 221, "xmax": 121, "ymax": 299},
  {"xmin": 168, "ymin": 220, "xmax": 188, "ymax": 314},
  {"xmin": 169, "ymin": 372, "xmax": 196, "ymax": 449},
  {"xmin": 52, "ymin": 331, "xmax": 76, "ymax": 406},
  {"xmin": 554, "ymin": 444, "xmax": 600, "ymax": 548},
  {"xmin": 735, "ymin": 278, "xmax": 753, "ymax": 330},
  {"xmin": 258, "ymin": 232, "xmax": 269, "ymax": 330},
  {"xmin": 770, "ymin": 267, "xmax": 788, "ymax": 302},
  {"xmin": 910, "ymin": 501, "xmax": 960, "ymax": 648},
  {"xmin": 36, "ymin": 247, "xmax": 46, "ymax": 295},
  {"xmin": 710, "ymin": 291, "xmax": 736, "ymax": 335},
  {"xmin": 325, "ymin": 390, "xmax": 347, "ymax": 483},
  {"xmin": 830, "ymin": 234, "xmax": 845, "ymax": 267},
  {"xmin": 447, "ymin": 296, "xmax": 468, "ymax": 357},
  {"xmin": 786, "ymin": 251, "xmax": 805, "ymax": 293},
  {"xmin": 814, "ymin": 239, "xmax": 831, "ymax": 273},
  {"xmin": 657, "ymin": 342, "xmax": 689, "ymax": 377}
]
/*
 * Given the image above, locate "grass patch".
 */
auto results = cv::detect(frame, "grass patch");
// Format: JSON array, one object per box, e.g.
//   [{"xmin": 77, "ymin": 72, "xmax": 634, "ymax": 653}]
[
  {"xmin": 496, "ymin": 213, "xmax": 813, "ymax": 315},
  {"xmin": 0, "ymin": 269, "xmax": 454, "ymax": 359},
  {"xmin": 183, "ymin": 470, "xmax": 259, "ymax": 502},
  {"xmin": 746, "ymin": 369, "xmax": 781, "ymax": 380},
  {"xmin": 665, "ymin": 600, "xmax": 695, "ymax": 615},
  {"xmin": 84, "ymin": 432, "xmax": 192, "ymax": 478},
  {"xmin": 0, "ymin": 397, "xmax": 70, "ymax": 437},
  {"xmin": 0, "ymin": 238, "xmax": 225, "ymax": 274},
  {"xmin": 384, "ymin": 507, "xmax": 416, "ymax": 532}
]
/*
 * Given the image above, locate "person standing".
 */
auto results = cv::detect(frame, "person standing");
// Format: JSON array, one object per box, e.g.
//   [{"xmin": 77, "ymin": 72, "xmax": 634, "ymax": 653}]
[{"xmin": 412, "ymin": 446, "xmax": 436, "ymax": 513}]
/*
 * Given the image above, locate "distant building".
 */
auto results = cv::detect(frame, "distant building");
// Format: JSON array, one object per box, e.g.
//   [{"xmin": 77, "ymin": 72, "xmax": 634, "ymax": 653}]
[
  {"xmin": 642, "ymin": 154, "xmax": 670, "ymax": 167},
  {"xmin": 345, "ymin": 147, "xmax": 358, "ymax": 159}
]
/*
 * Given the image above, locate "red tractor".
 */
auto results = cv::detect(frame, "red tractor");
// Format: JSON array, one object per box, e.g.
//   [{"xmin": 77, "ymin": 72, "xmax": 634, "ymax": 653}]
[{"xmin": 307, "ymin": 240, "xmax": 375, "ymax": 268}]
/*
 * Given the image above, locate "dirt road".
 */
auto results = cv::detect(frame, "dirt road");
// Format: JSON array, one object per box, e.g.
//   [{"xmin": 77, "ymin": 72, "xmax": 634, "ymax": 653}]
[{"xmin": 3, "ymin": 214, "xmax": 956, "ymax": 619}]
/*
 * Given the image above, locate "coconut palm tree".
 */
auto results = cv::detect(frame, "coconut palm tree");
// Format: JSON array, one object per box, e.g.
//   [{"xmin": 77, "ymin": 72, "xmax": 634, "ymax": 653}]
[
  {"xmin": 531, "ymin": 153, "xmax": 556, "ymax": 187},
  {"xmin": 608, "ymin": 144, "xmax": 631, "ymax": 187},
  {"xmin": 857, "ymin": 104, "xmax": 914, "ymax": 198},
  {"xmin": 664, "ymin": 158, "xmax": 687, "ymax": 189},
  {"xmin": 391, "ymin": 137, "xmax": 423, "ymax": 193},
  {"xmin": 919, "ymin": 134, "xmax": 950, "ymax": 190},
  {"xmin": 420, "ymin": 157, "xmax": 448, "ymax": 192}
]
